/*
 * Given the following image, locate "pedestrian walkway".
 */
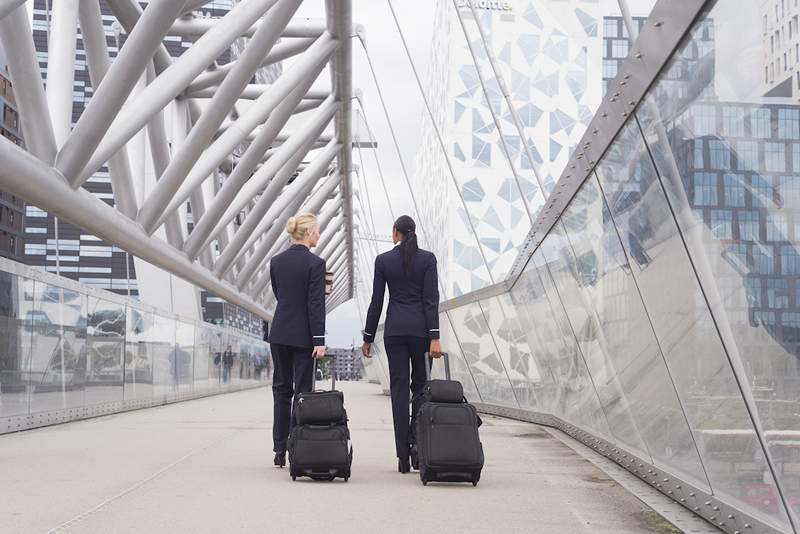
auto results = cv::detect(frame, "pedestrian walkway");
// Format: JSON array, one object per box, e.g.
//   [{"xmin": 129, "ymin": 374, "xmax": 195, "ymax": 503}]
[{"xmin": 2, "ymin": 382, "xmax": 685, "ymax": 533}]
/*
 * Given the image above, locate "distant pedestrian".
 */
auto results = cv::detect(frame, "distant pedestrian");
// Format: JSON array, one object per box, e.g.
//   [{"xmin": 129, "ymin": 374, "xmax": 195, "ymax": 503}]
[{"xmin": 222, "ymin": 345, "xmax": 234, "ymax": 384}]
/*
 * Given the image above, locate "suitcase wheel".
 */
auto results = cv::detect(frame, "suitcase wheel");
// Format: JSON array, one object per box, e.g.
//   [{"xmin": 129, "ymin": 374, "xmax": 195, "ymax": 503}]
[
  {"xmin": 344, "ymin": 476, "xmax": 349, "ymax": 483},
  {"xmin": 471, "ymin": 473, "xmax": 480, "ymax": 486},
  {"xmin": 422, "ymin": 479, "xmax": 428, "ymax": 486},
  {"xmin": 291, "ymin": 476, "xmax": 296, "ymax": 481}
]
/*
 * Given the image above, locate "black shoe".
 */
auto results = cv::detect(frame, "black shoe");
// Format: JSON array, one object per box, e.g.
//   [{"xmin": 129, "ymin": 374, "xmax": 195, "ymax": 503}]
[
  {"xmin": 274, "ymin": 451, "xmax": 286, "ymax": 468},
  {"xmin": 398, "ymin": 456, "xmax": 411, "ymax": 473}
]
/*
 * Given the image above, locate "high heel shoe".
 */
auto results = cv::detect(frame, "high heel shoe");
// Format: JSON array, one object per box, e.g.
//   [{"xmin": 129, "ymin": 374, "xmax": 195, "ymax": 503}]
[
  {"xmin": 398, "ymin": 456, "xmax": 411, "ymax": 473},
  {"xmin": 274, "ymin": 451, "xmax": 286, "ymax": 468}
]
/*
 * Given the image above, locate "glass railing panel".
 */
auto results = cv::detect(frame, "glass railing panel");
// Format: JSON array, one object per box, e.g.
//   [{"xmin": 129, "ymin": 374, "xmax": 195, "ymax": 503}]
[
  {"xmin": 448, "ymin": 302, "xmax": 518, "ymax": 408},
  {"xmin": 193, "ymin": 326, "xmax": 211, "ymax": 393},
  {"xmin": 479, "ymin": 293, "xmax": 541, "ymax": 411},
  {"xmin": 530, "ymin": 248, "xmax": 612, "ymax": 439},
  {"xmin": 124, "ymin": 306, "xmax": 154, "ymax": 401},
  {"xmin": 633, "ymin": 0, "xmax": 800, "ymax": 524},
  {"xmin": 0, "ymin": 271, "xmax": 33, "ymax": 418},
  {"xmin": 85, "ymin": 295, "xmax": 125, "ymax": 406},
  {"xmin": 175, "ymin": 321, "xmax": 195, "ymax": 394},
  {"xmin": 440, "ymin": 311, "xmax": 482, "ymax": 403},
  {"xmin": 565, "ymin": 173, "xmax": 707, "ymax": 482},
  {"xmin": 543, "ymin": 220, "xmax": 651, "ymax": 459},
  {"xmin": 29, "ymin": 283, "xmax": 87, "ymax": 413},
  {"xmin": 597, "ymin": 115, "xmax": 788, "ymax": 527},
  {"xmin": 151, "ymin": 314, "xmax": 176, "ymax": 398}
]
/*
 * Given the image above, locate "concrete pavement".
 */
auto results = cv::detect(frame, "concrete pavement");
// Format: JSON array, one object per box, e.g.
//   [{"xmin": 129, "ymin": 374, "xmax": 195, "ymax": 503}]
[{"xmin": 0, "ymin": 382, "xmax": 683, "ymax": 533}]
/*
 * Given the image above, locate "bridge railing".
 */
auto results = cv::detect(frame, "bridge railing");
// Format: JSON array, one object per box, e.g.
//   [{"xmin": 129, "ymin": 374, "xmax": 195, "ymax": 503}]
[
  {"xmin": 0, "ymin": 257, "xmax": 270, "ymax": 435},
  {"xmin": 372, "ymin": 0, "xmax": 800, "ymax": 532}
]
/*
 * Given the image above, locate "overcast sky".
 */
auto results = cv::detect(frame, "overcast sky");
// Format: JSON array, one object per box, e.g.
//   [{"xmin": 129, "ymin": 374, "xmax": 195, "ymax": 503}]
[{"xmin": 288, "ymin": 0, "xmax": 657, "ymax": 347}]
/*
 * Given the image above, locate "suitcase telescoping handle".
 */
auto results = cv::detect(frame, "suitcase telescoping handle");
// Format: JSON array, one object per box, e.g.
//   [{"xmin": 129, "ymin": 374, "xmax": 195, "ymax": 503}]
[
  {"xmin": 424, "ymin": 352, "xmax": 451, "ymax": 381},
  {"xmin": 312, "ymin": 353, "xmax": 336, "ymax": 391}
]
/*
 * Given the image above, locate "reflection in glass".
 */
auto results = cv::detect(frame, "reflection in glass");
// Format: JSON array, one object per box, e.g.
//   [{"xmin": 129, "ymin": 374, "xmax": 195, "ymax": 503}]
[
  {"xmin": 174, "ymin": 321, "xmax": 195, "ymax": 393},
  {"xmin": 151, "ymin": 315, "xmax": 176, "ymax": 397},
  {"xmin": 530, "ymin": 249, "xmax": 611, "ymax": 439},
  {"xmin": 597, "ymin": 115, "xmax": 788, "ymax": 526},
  {"xmin": 125, "ymin": 307, "xmax": 153, "ymax": 400},
  {"xmin": 448, "ymin": 302, "xmax": 517, "ymax": 407},
  {"xmin": 0, "ymin": 273, "xmax": 33, "ymax": 417},
  {"xmin": 480, "ymin": 294, "xmax": 541, "ymax": 411},
  {"xmin": 29, "ymin": 283, "xmax": 87, "ymax": 413},
  {"xmin": 633, "ymin": 0, "xmax": 800, "ymax": 523},
  {"xmin": 439, "ymin": 312, "xmax": 481, "ymax": 403},
  {"xmin": 542, "ymin": 221, "xmax": 650, "ymax": 459},
  {"xmin": 561, "ymin": 175, "xmax": 707, "ymax": 481},
  {"xmin": 85, "ymin": 296, "xmax": 125, "ymax": 405}
]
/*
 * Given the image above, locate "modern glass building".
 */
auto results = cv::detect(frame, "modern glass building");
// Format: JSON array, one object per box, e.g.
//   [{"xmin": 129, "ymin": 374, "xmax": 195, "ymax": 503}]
[{"xmin": 413, "ymin": 0, "xmax": 605, "ymax": 297}]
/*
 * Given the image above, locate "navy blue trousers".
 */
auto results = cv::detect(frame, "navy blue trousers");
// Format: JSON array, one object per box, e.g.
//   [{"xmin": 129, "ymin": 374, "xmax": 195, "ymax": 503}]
[{"xmin": 270, "ymin": 343, "xmax": 314, "ymax": 453}]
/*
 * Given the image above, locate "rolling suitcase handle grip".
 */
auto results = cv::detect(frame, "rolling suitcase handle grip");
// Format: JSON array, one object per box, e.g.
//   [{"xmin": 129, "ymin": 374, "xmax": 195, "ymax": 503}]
[
  {"xmin": 424, "ymin": 352, "xmax": 451, "ymax": 381},
  {"xmin": 312, "ymin": 353, "xmax": 336, "ymax": 391}
]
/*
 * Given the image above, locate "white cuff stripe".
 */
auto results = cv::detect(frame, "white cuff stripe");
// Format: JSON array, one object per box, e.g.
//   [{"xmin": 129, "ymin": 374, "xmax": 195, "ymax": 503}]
[
  {"xmin": 429, "ymin": 329, "xmax": 439, "ymax": 331},
  {"xmin": 364, "ymin": 331, "xmax": 374, "ymax": 336},
  {"xmin": 313, "ymin": 335, "xmax": 325, "ymax": 338}
]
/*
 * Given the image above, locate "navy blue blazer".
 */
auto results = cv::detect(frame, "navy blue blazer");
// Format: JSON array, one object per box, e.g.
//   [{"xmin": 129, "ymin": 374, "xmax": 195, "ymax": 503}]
[
  {"xmin": 268, "ymin": 244, "xmax": 326, "ymax": 348},
  {"xmin": 363, "ymin": 246, "xmax": 439, "ymax": 342}
]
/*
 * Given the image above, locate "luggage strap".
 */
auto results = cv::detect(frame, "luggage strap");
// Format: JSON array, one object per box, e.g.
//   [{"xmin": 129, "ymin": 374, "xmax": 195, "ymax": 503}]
[{"xmin": 424, "ymin": 352, "xmax": 451, "ymax": 381}]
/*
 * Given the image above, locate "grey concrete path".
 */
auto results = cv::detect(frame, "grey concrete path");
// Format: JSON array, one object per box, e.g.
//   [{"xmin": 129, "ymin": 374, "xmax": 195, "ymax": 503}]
[{"xmin": 1, "ymin": 382, "xmax": 682, "ymax": 533}]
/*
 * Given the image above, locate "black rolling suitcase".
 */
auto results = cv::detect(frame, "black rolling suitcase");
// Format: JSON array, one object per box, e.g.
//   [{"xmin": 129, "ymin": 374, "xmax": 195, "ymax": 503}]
[
  {"xmin": 414, "ymin": 353, "xmax": 484, "ymax": 486},
  {"xmin": 288, "ymin": 356, "xmax": 353, "ymax": 482}
]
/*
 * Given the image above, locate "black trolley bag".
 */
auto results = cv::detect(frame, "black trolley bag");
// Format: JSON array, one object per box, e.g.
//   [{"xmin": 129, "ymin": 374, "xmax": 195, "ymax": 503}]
[
  {"xmin": 288, "ymin": 356, "xmax": 353, "ymax": 482},
  {"xmin": 414, "ymin": 353, "xmax": 484, "ymax": 486}
]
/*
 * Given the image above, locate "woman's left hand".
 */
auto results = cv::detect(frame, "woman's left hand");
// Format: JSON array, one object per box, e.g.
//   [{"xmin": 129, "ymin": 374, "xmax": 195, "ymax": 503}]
[{"xmin": 312, "ymin": 346, "xmax": 326, "ymax": 359}]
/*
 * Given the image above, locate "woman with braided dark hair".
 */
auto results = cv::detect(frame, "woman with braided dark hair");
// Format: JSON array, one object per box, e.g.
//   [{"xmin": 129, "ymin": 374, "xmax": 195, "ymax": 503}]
[{"xmin": 361, "ymin": 215, "xmax": 442, "ymax": 473}]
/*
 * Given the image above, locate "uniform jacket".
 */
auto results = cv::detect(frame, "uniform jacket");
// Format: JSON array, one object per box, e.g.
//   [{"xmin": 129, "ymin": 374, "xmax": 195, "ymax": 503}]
[
  {"xmin": 363, "ymin": 246, "xmax": 439, "ymax": 342},
  {"xmin": 268, "ymin": 244, "xmax": 326, "ymax": 348}
]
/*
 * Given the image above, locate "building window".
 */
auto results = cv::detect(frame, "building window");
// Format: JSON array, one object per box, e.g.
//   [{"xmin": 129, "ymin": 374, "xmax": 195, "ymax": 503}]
[
  {"xmin": 722, "ymin": 107, "xmax": 745, "ymax": 137},
  {"xmin": 765, "ymin": 142, "xmax": 787, "ymax": 172},
  {"xmin": 793, "ymin": 143, "xmax": 800, "ymax": 171},
  {"xmin": 753, "ymin": 244, "xmax": 774, "ymax": 274},
  {"xmin": 767, "ymin": 212, "xmax": 788, "ymax": 241},
  {"xmin": 779, "ymin": 108, "xmax": 800, "ymax": 139},
  {"xmin": 724, "ymin": 173, "xmax": 746, "ymax": 207},
  {"xmin": 709, "ymin": 139, "xmax": 731, "ymax": 169},
  {"xmin": 25, "ymin": 227, "xmax": 46, "ymax": 234},
  {"xmin": 693, "ymin": 105, "xmax": 716, "ymax": 136},
  {"xmin": 768, "ymin": 278, "xmax": 790, "ymax": 308},
  {"xmin": 737, "ymin": 141, "xmax": 759, "ymax": 170},
  {"xmin": 753, "ymin": 174, "xmax": 774, "ymax": 207},
  {"xmin": 25, "ymin": 205, "xmax": 47, "ymax": 218},
  {"xmin": 611, "ymin": 39, "xmax": 629, "ymax": 59},
  {"xmin": 694, "ymin": 139, "xmax": 704, "ymax": 169},
  {"xmin": 746, "ymin": 277, "xmax": 762, "ymax": 307},
  {"xmin": 604, "ymin": 18, "xmax": 619, "ymax": 38},
  {"xmin": 783, "ymin": 245, "xmax": 800, "ymax": 274},
  {"xmin": 24, "ymin": 243, "xmax": 46, "ymax": 255},
  {"xmin": 711, "ymin": 209, "xmax": 733, "ymax": 239},
  {"xmin": 751, "ymin": 108, "xmax": 772, "ymax": 138},
  {"xmin": 779, "ymin": 175, "xmax": 800, "ymax": 204},
  {"xmin": 693, "ymin": 172, "xmax": 718, "ymax": 206},
  {"xmin": 739, "ymin": 210, "xmax": 761, "ymax": 241},
  {"xmin": 602, "ymin": 59, "xmax": 618, "ymax": 79}
]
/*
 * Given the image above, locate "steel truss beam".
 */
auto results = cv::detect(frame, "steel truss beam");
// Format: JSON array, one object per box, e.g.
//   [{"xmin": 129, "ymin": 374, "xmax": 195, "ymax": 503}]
[{"xmin": 0, "ymin": 0, "xmax": 356, "ymax": 322}]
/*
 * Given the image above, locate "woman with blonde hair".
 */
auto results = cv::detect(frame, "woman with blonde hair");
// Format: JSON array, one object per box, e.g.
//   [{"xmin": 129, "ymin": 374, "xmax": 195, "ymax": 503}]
[{"xmin": 268, "ymin": 212, "xmax": 326, "ymax": 467}]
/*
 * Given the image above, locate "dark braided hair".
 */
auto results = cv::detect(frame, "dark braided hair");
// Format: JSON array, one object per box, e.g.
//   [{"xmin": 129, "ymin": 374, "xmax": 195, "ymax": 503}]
[{"xmin": 394, "ymin": 215, "xmax": 418, "ymax": 275}]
